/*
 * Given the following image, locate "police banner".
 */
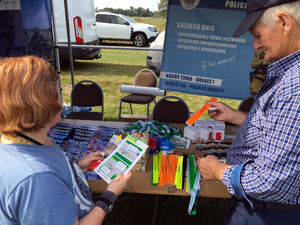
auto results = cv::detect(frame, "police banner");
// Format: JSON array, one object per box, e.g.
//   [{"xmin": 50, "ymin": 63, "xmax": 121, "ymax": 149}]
[
  {"xmin": 0, "ymin": 0, "xmax": 54, "ymax": 66},
  {"xmin": 159, "ymin": 0, "xmax": 256, "ymax": 100}
]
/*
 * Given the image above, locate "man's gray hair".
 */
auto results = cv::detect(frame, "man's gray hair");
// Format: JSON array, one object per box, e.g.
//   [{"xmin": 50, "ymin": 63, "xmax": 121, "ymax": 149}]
[{"xmin": 257, "ymin": 0, "xmax": 300, "ymax": 28}]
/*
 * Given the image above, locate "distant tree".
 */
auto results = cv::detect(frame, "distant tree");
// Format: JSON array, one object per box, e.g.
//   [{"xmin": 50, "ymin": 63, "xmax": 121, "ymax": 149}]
[
  {"xmin": 96, "ymin": 6, "xmax": 154, "ymax": 17},
  {"xmin": 141, "ymin": 8, "xmax": 150, "ymax": 17},
  {"xmin": 136, "ymin": 7, "xmax": 144, "ymax": 17},
  {"xmin": 140, "ymin": 11, "xmax": 147, "ymax": 17},
  {"xmin": 117, "ymin": 8, "xmax": 124, "ymax": 14},
  {"xmin": 124, "ymin": 9, "xmax": 131, "ymax": 16},
  {"xmin": 158, "ymin": 0, "xmax": 168, "ymax": 18},
  {"xmin": 130, "ymin": 6, "xmax": 137, "ymax": 16},
  {"xmin": 103, "ymin": 7, "xmax": 114, "ymax": 12}
]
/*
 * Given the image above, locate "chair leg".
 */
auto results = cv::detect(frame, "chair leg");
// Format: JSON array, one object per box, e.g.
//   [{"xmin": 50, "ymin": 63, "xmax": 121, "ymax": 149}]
[
  {"xmin": 147, "ymin": 103, "xmax": 150, "ymax": 116},
  {"xmin": 118, "ymin": 101, "xmax": 122, "ymax": 122},
  {"xmin": 130, "ymin": 103, "xmax": 133, "ymax": 114}
]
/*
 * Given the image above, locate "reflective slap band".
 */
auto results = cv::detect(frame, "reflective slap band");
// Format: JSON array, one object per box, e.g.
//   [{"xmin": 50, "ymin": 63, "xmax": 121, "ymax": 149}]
[
  {"xmin": 230, "ymin": 160, "xmax": 254, "ymax": 209},
  {"xmin": 188, "ymin": 170, "xmax": 201, "ymax": 216},
  {"xmin": 188, "ymin": 155, "xmax": 196, "ymax": 190},
  {"xmin": 186, "ymin": 96, "xmax": 218, "ymax": 126},
  {"xmin": 152, "ymin": 154, "xmax": 159, "ymax": 185},
  {"xmin": 174, "ymin": 156, "xmax": 183, "ymax": 189},
  {"xmin": 159, "ymin": 155, "xmax": 167, "ymax": 186},
  {"xmin": 168, "ymin": 155, "xmax": 175, "ymax": 184}
]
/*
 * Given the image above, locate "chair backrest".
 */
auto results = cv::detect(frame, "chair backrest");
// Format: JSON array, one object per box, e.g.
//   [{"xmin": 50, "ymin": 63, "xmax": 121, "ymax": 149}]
[
  {"xmin": 238, "ymin": 96, "xmax": 255, "ymax": 113},
  {"xmin": 152, "ymin": 96, "xmax": 190, "ymax": 123},
  {"xmin": 70, "ymin": 80, "xmax": 104, "ymax": 111},
  {"xmin": 133, "ymin": 69, "xmax": 157, "ymax": 88}
]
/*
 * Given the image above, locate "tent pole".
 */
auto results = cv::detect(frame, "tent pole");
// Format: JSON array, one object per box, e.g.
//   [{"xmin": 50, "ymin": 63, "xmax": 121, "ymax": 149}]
[
  {"xmin": 50, "ymin": 0, "xmax": 63, "ymax": 103},
  {"xmin": 63, "ymin": 0, "xmax": 75, "ymax": 88}
]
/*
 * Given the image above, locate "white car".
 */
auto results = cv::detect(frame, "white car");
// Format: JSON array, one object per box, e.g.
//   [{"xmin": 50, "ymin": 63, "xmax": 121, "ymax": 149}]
[
  {"xmin": 146, "ymin": 30, "xmax": 165, "ymax": 74},
  {"xmin": 95, "ymin": 12, "xmax": 158, "ymax": 47}
]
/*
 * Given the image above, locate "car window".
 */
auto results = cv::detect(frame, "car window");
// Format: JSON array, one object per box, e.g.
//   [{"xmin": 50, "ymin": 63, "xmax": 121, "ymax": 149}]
[
  {"xmin": 121, "ymin": 15, "xmax": 136, "ymax": 24},
  {"xmin": 111, "ymin": 15, "xmax": 126, "ymax": 25},
  {"xmin": 96, "ymin": 14, "xmax": 109, "ymax": 23}
]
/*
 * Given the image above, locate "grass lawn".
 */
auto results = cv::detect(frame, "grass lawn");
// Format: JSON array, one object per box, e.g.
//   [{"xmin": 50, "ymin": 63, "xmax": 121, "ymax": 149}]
[{"xmin": 60, "ymin": 48, "xmax": 241, "ymax": 121}]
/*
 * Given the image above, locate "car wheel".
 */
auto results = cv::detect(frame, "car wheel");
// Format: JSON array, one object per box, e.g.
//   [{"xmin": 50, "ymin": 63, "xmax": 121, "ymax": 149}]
[{"xmin": 133, "ymin": 33, "xmax": 146, "ymax": 47}]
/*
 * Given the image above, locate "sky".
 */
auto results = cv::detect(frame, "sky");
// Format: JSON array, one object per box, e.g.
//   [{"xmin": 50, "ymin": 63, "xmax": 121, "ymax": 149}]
[{"xmin": 94, "ymin": 0, "xmax": 159, "ymax": 12}]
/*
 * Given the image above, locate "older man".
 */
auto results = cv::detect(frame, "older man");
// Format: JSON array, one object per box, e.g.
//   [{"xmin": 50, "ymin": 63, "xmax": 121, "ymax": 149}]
[{"xmin": 197, "ymin": 0, "xmax": 300, "ymax": 224}]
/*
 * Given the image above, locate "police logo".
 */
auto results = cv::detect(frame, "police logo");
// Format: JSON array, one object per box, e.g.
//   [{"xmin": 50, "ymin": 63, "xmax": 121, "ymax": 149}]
[{"xmin": 180, "ymin": 0, "xmax": 200, "ymax": 10}]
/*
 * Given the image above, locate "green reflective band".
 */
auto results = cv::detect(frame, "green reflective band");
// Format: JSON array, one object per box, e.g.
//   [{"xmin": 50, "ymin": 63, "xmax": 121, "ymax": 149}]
[
  {"xmin": 152, "ymin": 154, "xmax": 159, "ymax": 185},
  {"xmin": 188, "ymin": 155, "xmax": 196, "ymax": 190},
  {"xmin": 188, "ymin": 170, "xmax": 201, "ymax": 216},
  {"xmin": 190, "ymin": 202, "xmax": 197, "ymax": 216}
]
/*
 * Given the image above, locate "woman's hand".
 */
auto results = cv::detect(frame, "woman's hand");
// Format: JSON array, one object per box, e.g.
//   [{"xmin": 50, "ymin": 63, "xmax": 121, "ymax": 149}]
[
  {"xmin": 107, "ymin": 172, "xmax": 132, "ymax": 196},
  {"xmin": 76, "ymin": 151, "xmax": 102, "ymax": 173}
]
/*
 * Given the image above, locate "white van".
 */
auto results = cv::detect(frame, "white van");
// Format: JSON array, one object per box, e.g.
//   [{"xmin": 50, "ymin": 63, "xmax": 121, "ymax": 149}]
[{"xmin": 52, "ymin": 0, "xmax": 100, "ymax": 63}]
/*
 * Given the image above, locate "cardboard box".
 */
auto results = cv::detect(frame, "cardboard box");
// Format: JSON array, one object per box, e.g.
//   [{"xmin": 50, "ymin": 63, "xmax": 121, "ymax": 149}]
[
  {"xmin": 128, "ymin": 132, "xmax": 150, "ymax": 172},
  {"xmin": 131, "ymin": 147, "xmax": 150, "ymax": 172}
]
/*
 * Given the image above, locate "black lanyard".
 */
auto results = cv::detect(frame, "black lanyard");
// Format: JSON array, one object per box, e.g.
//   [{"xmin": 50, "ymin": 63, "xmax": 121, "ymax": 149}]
[{"xmin": 17, "ymin": 132, "xmax": 44, "ymax": 146}]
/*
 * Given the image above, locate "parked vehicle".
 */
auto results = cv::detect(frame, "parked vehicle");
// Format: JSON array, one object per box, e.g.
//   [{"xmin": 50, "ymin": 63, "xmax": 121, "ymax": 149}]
[
  {"xmin": 146, "ymin": 30, "xmax": 165, "ymax": 74},
  {"xmin": 95, "ymin": 11, "xmax": 158, "ymax": 47},
  {"xmin": 52, "ymin": 0, "xmax": 100, "ymax": 64}
]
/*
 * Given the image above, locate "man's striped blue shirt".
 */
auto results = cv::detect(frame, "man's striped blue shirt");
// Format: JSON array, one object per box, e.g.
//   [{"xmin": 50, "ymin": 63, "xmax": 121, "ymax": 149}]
[{"xmin": 222, "ymin": 50, "xmax": 300, "ymax": 204}]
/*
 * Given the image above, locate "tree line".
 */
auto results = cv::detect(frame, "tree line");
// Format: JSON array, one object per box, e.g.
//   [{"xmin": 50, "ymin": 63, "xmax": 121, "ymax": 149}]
[
  {"xmin": 95, "ymin": 0, "xmax": 168, "ymax": 17},
  {"xmin": 95, "ymin": 7, "xmax": 155, "ymax": 17}
]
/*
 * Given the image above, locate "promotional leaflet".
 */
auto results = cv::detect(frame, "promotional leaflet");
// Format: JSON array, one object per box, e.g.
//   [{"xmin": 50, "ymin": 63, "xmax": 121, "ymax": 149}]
[{"xmin": 92, "ymin": 134, "xmax": 148, "ymax": 183}]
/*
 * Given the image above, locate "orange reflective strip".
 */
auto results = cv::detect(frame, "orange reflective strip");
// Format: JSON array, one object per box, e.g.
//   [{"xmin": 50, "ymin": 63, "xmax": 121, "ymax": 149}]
[{"xmin": 186, "ymin": 96, "xmax": 218, "ymax": 126}]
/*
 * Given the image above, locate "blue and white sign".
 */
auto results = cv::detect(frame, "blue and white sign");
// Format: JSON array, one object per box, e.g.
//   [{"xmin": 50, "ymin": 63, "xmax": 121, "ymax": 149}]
[{"xmin": 159, "ymin": 0, "xmax": 256, "ymax": 100}]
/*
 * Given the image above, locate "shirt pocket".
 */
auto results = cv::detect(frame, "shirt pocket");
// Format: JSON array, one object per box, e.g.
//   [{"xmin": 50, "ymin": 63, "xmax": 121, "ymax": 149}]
[
  {"xmin": 240, "ymin": 109, "xmax": 266, "ymax": 147},
  {"xmin": 250, "ymin": 109, "xmax": 266, "ymax": 131}
]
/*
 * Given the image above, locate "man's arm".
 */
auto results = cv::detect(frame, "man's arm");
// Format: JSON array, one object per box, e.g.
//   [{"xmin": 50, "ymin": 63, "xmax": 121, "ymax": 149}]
[{"xmin": 207, "ymin": 101, "xmax": 247, "ymax": 126}]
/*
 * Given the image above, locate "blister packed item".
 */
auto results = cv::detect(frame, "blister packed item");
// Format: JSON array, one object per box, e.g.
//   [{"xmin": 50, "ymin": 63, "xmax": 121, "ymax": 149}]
[
  {"xmin": 194, "ymin": 120, "xmax": 205, "ymax": 128},
  {"xmin": 88, "ymin": 137, "xmax": 109, "ymax": 148},
  {"xmin": 48, "ymin": 122, "xmax": 74, "ymax": 145},
  {"xmin": 212, "ymin": 125, "xmax": 225, "ymax": 142},
  {"xmin": 84, "ymin": 171, "xmax": 102, "ymax": 180},
  {"xmin": 204, "ymin": 120, "xmax": 215, "ymax": 129},
  {"xmin": 184, "ymin": 126, "xmax": 201, "ymax": 142},
  {"xmin": 62, "ymin": 147, "xmax": 86, "ymax": 155},
  {"xmin": 214, "ymin": 121, "xmax": 225, "ymax": 127},
  {"xmin": 198, "ymin": 125, "xmax": 213, "ymax": 142},
  {"xmin": 64, "ymin": 152, "xmax": 83, "ymax": 161}
]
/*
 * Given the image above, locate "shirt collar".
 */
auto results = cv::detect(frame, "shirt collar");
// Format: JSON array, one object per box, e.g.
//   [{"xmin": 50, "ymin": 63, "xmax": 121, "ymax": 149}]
[{"xmin": 268, "ymin": 50, "xmax": 300, "ymax": 77}]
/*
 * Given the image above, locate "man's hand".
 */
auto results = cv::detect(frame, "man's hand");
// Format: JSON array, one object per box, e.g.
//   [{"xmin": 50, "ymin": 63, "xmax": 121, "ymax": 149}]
[
  {"xmin": 196, "ymin": 155, "xmax": 230, "ymax": 181},
  {"xmin": 207, "ymin": 101, "xmax": 247, "ymax": 126}
]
